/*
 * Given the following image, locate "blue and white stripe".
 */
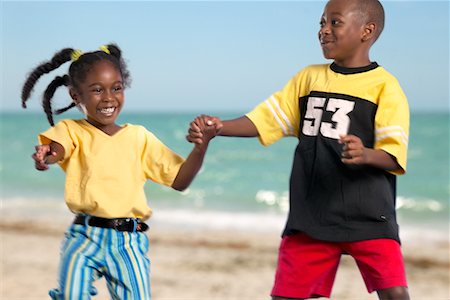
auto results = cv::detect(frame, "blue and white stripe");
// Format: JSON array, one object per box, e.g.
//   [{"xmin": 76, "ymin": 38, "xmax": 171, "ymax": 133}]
[{"xmin": 50, "ymin": 224, "xmax": 151, "ymax": 300}]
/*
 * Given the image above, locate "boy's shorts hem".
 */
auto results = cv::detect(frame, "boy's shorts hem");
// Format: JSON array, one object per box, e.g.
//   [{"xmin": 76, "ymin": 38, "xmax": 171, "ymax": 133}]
[
  {"xmin": 271, "ymin": 232, "xmax": 408, "ymax": 298},
  {"xmin": 365, "ymin": 277, "xmax": 408, "ymax": 293},
  {"xmin": 271, "ymin": 286, "xmax": 330, "ymax": 299}
]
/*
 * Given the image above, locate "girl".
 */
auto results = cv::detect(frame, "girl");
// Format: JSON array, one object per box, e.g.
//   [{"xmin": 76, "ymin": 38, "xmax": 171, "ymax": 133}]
[{"xmin": 22, "ymin": 43, "xmax": 214, "ymax": 300}]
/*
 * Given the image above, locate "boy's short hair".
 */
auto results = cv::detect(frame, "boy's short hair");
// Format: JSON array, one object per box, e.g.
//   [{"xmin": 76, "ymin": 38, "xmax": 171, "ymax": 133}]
[{"xmin": 352, "ymin": 0, "xmax": 385, "ymax": 42}]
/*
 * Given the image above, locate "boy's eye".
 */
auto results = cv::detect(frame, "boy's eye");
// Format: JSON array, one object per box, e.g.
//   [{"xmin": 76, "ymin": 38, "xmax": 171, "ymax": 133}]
[{"xmin": 331, "ymin": 19, "xmax": 341, "ymax": 25}]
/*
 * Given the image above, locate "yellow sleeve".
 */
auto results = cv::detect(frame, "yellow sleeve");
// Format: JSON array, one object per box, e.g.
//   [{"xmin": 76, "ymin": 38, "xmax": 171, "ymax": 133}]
[
  {"xmin": 142, "ymin": 130, "xmax": 185, "ymax": 186},
  {"xmin": 374, "ymin": 77, "xmax": 409, "ymax": 174},
  {"xmin": 38, "ymin": 120, "xmax": 76, "ymax": 162},
  {"xmin": 246, "ymin": 73, "xmax": 301, "ymax": 146}
]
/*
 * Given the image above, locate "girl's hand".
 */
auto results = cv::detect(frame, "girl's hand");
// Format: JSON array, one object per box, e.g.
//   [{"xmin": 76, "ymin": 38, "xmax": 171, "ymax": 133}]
[
  {"xmin": 339, "ymin": 135, "xmax": 367, "ymax": 165},
  {"xmin": 32, "ymin": 144, "xmax": 57, "ymax": 171},
  {"xmin": 187, "ymin": 115, "xmax": 223, "ymax": 145}
]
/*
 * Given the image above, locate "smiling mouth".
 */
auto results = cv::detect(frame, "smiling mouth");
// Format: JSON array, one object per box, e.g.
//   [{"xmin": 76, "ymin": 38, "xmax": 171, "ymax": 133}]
[
  {"xmin": 98, "ymin": 107, "xmax": 116, "ymax": 116},
  {"xmin": 320, "ymin": 40, "xmax": 333, "ymax": 45}
]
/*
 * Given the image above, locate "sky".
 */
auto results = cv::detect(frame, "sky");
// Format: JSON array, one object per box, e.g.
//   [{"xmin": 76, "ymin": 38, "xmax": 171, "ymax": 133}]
[{"xmin": 1, "ymin": 1, "xmax": 449, "ymax": 113}]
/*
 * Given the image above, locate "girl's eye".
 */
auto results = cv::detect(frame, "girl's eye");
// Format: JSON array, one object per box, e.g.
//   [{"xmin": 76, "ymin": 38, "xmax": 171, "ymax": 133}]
[
  {"xmin": 92, "ymin": 88, "xmax": 102, "ymax": 94},
  {"xmin": 113, "ymin": 86, "xmax": 123, "ymax": 92}
]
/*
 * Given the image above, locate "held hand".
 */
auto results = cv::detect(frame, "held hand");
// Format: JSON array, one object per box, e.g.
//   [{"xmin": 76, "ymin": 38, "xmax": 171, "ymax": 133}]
[
  {"xmin": 32, "ymin": 144, "xmax": 56, "ymax": 171},
  {"xmin": 339, "ymin": 135, "xmax": 367, "ymax": 165},
  {"xmin": 186, "ymin": 115, "xmax": 223, "ymax": 145}
]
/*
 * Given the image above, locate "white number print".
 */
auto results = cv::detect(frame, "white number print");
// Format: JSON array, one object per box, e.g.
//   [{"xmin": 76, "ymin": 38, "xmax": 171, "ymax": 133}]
[{"xmin": 302, "ymin": 97, "xmax": 355, "ymax": 139}]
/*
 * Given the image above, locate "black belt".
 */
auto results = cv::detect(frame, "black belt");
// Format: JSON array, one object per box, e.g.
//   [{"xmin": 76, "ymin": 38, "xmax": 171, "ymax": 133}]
[{"xmin": 74, "ymin": 215, "xmax": 149, "ymax": 232}]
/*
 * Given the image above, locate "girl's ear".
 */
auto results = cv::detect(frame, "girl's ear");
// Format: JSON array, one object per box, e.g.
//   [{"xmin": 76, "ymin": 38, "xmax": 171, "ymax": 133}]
[{"xmin": 69, "ymin": 87, "xmax": 79, "ymax": 104}]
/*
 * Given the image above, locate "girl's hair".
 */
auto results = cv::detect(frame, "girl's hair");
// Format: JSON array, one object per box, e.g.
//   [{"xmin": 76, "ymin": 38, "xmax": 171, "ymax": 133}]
[{"xmin": 21, "ymin": 43, "xmax": 131, "ymax": 126}]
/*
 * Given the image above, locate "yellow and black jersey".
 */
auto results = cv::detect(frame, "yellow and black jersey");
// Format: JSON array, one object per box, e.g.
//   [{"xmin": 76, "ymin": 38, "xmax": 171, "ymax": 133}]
[{"xmin": 247, "ymin": 62, "xmax": 409, "ymax": 243}]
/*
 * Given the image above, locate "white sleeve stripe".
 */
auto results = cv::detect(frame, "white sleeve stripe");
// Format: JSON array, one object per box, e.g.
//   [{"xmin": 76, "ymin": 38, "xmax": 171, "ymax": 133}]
[
  {"xmin": 270, "ymin": 96, "xmax": 294, "ymax": 135},
  {"xmin": 375, "ymin": 132, "xmax": 408, "ymax": 147},
  {"xmin": 265, "ymin": 100, "xmax": 288, "ymax": 136},
  {"xmin": 376, "ymin": 126, "xmax": 408, "ymax": 142},
  {"xmin": 376, "ymin": 125, "xmax": 404, "ymax": 133}
]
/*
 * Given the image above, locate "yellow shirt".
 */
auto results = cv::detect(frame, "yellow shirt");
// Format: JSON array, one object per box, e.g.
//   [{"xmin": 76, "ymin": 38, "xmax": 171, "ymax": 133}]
[{"xmin": 39, "ymin": 119, "xmax": 185, "ymax": 220}]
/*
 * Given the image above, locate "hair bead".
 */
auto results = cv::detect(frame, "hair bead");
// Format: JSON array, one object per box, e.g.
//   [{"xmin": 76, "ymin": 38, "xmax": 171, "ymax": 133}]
[
  {"xmin": 99, "ymin": 45, "xmax": 111, "ymax": 55},
  {"xmin": 70, "ymin": 49, "xmax": 83, "ymax": 61}
]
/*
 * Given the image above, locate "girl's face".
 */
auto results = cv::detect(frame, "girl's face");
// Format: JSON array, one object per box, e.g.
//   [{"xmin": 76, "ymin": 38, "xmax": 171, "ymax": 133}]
[{"xmin": 70, "ymin": 61, "xmax": 125, "ymax": 135}]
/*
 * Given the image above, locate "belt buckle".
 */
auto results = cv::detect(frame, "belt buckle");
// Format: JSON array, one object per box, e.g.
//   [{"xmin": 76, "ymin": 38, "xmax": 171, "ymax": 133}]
[{"xmin": 117, "ymin": 218, "xmax": 134, "ymax": 231}]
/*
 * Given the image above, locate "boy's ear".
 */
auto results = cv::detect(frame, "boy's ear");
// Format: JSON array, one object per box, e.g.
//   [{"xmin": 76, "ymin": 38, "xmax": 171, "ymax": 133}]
[{"xmin": 362, "ymin": 22, "xmax": 376, "ymax": 42}]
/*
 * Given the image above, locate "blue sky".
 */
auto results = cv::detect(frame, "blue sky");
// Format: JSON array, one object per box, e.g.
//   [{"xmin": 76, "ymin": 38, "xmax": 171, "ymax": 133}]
[{"xmin": 1, "ymin": 1, "xmax": 449, "ymax": 113}]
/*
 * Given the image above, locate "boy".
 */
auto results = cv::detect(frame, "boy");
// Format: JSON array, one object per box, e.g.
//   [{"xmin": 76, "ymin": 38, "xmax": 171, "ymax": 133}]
[{"xmin": 188, "ymin": 0, "xmax": 410, "ymax": 299}]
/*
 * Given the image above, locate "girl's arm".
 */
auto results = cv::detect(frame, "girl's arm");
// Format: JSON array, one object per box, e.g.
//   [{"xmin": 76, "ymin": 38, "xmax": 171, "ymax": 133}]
[
  {"xmin": 339, "ymin": 135, "xmax": 401, "ymax": 171},
  {"xmin": 171, "ymin": 118, "xmax": 216, "ymax": 191},
  {"xmin": 32, "ymin": 141, "xmax": 65, "ymax": 171}
]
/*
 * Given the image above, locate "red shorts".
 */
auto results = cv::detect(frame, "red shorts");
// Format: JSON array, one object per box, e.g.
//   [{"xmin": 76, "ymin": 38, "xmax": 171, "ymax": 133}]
[{"xmin": 271, "ymin": 232, "xmax": 407, "ymax": 298}]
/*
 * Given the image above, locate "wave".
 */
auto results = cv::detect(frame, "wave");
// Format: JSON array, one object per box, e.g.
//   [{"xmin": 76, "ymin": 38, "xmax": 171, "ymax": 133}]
[
  {"xmin": 2, "ymin": 195, "xmax": 447, "ymax": 244},
  {"xmin": 396, "ymin": 196, "xmax": 445, "ymax": 212}
]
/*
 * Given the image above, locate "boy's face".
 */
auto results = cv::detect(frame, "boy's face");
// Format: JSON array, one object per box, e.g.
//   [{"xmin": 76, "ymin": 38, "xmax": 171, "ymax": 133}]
[{"xmin": 319, "ymin": 0, "xmax": 369, "ymax": 67}]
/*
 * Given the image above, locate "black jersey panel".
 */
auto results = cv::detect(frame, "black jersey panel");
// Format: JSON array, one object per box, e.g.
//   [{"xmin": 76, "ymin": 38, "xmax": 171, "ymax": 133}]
[{"xmin": 284, "ymin": 92, "xmax": 399, "ymax": 242}]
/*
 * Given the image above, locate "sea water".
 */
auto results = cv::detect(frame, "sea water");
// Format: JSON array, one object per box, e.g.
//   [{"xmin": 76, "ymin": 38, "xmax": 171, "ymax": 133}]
[{"xmin": 1, "ymin": 111, "xmax": 448, "ymax": 238}]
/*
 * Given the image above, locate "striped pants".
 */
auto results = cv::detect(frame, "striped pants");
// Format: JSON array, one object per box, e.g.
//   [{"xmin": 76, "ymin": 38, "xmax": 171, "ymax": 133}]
[{"xmin": 49, "ymin": 224, "xmax": 151, "ymax": 300}]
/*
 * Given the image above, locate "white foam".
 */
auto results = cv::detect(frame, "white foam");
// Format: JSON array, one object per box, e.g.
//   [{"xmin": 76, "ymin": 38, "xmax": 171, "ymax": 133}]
[
  {"xmin": 151, "ymin": 208, "xmax": 286, "ymax": 233},
  {"xmin": 396, "ymin": 196, "xmax": 446, "ymax": 212}
]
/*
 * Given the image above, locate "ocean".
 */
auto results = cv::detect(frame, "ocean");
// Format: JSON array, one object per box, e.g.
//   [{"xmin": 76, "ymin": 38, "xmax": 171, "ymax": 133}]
[{"xmin": 1, "ymin": 111, "xmax": 449, "ymax": 238}]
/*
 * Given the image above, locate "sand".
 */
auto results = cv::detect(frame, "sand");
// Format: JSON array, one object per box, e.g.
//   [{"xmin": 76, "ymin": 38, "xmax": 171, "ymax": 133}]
[{"xmin": 1, "ymin": 215, "xmax": 449, "ymax": 300}]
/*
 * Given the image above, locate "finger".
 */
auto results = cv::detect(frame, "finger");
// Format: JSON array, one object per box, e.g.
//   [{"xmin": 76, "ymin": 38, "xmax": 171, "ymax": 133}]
[
  {"xmin": 192, "ymin": 117, "xmax": 206, "ymax": 130},
  {"xmin": 190, "ymin": 121, "xmax": 201, "ymax": 132},
  {"xmin": 345, "ymin": 149, "xmax": 354, "ymax": 158},
  {"xmin": 186, "ymin": 135, "xmax": 203, "ymax": 145},
  {"xmin": 35, "ymin": 160, "xmax": 48, "ymax": 171},
  {"xmin": 32, "ymin": 152, "xmax": 45, "ymax": 163},
  {"xmin": 208, "ymin": 117, "xmax": 223, "ymax": 132},
  {"xmin": 188, "ymin": 128, "xmax": 203, "ymax": 138},
  {"xmin": 341, "ymin": 156, "xmax": 363, "ymax": 165}
]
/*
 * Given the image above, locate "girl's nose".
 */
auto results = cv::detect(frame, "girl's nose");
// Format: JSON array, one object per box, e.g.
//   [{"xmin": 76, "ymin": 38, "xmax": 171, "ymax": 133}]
[{"xmin": 103, "ymin": 90, "xmax": 114, "ymax": 101}]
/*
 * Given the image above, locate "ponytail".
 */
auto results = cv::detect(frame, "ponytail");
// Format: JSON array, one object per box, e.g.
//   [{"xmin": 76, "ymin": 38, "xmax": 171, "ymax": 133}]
[
  {"xmin": 42, "ymin": 75, "xmax": 71, "ymax": 126},
  {"xmin": 21, "ymin": 48, "xmax": 73, "ymax": 108}
]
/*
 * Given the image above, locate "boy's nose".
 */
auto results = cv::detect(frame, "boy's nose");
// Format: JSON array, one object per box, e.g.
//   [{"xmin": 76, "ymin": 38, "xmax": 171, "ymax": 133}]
[{"xmin": 319, "ymin": 26, "xmax": 331, "ymax": 36}]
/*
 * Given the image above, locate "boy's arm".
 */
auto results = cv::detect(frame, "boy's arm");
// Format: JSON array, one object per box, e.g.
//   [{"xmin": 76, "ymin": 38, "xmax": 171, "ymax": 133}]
[
  {"xmin": 172, "ymin": 119, "xmax": 216, "ymax": 191},
  {"xmin": 188, "ymin": 115, "xmax": 258, "ymax": 144},
  {"xmin": 340, "ymin": 135, "xmax": 400, "ymax": 171},
  {"xmin": 220, "ymin": 116, "xmax": 258, "ymax": 137}
]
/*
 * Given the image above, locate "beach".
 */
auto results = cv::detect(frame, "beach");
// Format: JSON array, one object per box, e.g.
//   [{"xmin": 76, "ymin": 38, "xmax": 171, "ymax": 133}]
[
  {"xmin": 1, "ymin": 212, "xmax": 449, "ymax": 300},
  {"xmin": 1, "ymin": 112, "xmax": 449, "ymax": 299}
]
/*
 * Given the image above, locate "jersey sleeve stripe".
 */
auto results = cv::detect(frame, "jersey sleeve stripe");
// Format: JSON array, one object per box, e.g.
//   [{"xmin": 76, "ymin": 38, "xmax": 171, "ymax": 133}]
[
  {"xmin": 269, "ymin": 96, "xmax": 295, "ymax": 135},
  {"xmin": 375, "ymin": 125, "xmax": 408, "ymax": 146},
  {"xmin": 375, "ymin": 132, "xmax": 408, "ymax": 147},
  {"xmin": 265, "ymin": 100, "xmax": 288, "ymax": 136}
]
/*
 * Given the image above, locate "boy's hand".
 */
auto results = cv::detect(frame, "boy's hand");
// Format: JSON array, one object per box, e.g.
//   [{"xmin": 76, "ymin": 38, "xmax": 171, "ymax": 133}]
[
  {"xmin": 32, "ymin": 144, "xmax": 57, "ymax": 171},
  {"xmin": 187, "ymin": 115, "xmax": 223, "ymax": 145},
  {"xmin": 339, "ymin": 135, "xmax": 367, "ymax": 165}
]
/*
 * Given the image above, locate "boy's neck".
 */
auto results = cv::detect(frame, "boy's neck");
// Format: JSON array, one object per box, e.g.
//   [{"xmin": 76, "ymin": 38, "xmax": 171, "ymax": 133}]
[{"xmin": 330, "ymin": 62, "xmax": 378, "ymax": 74}]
